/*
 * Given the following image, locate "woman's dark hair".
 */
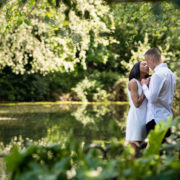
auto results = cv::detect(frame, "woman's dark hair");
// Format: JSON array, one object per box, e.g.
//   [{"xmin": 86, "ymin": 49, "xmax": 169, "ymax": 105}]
[{"xmin": 129, "ymin": 61, "xmax": 141, "ymax": 81}]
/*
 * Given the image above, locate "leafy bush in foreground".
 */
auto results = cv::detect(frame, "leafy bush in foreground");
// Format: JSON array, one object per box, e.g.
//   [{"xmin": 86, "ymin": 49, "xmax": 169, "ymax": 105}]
[{"xmin": 4, "ymin": 117, "xmax": 180, "ymax": 180}]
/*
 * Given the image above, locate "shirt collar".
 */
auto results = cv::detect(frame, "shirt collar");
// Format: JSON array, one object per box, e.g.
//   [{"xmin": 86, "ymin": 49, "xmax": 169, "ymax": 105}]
[{"xmin": 154, "ymin": 63, "xmax": 167, "ymax": 72}]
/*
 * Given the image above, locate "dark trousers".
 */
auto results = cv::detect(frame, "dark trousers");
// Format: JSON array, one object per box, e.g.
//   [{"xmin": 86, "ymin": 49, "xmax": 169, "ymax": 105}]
[{"xmin": 146, "ymin": 119, "xmax": 171, "ymax": 143}]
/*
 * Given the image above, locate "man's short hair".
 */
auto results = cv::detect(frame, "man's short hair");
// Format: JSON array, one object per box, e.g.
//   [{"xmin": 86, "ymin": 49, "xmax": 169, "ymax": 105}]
[{"xmin": 144, "ymin": 48, "xmax": 161, "ymax": 61}]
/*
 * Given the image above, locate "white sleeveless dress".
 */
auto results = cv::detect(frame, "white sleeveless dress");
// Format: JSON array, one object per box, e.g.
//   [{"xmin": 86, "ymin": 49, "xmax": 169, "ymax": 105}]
[{"xmin": 125, "ymin": 79, "xmax": 147, "ymax": 141}]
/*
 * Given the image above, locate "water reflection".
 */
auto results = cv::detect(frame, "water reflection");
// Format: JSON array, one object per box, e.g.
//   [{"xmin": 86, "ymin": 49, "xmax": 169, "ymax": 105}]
[
  {"xmin": 0, "ymin": 158, "xmax": 6, "ymax": 180},
  {"xmin": 0, "ymin": 103, "xmax": 129, "ymax": 145},
  {"xmin": 46, "ymin": 103, "xmax": 129, "ymax": 143}
]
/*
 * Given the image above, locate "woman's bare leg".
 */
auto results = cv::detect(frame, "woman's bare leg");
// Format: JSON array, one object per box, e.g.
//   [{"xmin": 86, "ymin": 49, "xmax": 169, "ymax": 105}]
[{"xmin": 129, "ymin": 141, "xmax": 142, "ymax": 158}]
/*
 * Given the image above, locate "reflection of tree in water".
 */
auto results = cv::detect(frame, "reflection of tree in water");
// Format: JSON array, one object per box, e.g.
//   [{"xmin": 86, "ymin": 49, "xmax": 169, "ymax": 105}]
[
  {"xmin": 73, "ymin": 103, "xmax": 128, "ymax": 125},
  {"xmin": 44, "ymin": 103, "xmax": 130, "ymax": 144},
  {"xmin": 0, "ymin": 103, "xmax": 130, "ymax": 147},
  {"xmin": 0, "ymin": 157, "xmax": 7, "ymax": 180},
  {"xmin": 72, "ymin": 103, "xmax": 94, "ymax": 126},
  {"xmin": 72, "ymin": 103, "xmax": 116, "ymax": 126},
  {"xmin": 72, "ymin": 103, "xmax": 129, "ymax": 140},
  {"xmin": 113, "ymin": 104, "xmax": 129, "ymax": 134}
]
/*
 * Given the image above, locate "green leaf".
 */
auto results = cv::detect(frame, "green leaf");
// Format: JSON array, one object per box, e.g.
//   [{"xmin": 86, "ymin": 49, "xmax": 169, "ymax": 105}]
[
  {"xmin": 24, "ymin": 19, "xmax": 30, "ymax": 25},
  {"xmin": 5, "ymin": 145, "xmax": 23, "ymax": 172},
  {"xmin": 169, "ymin": 161, "xmax": 180, "ymax": 170},
  {"xmin": 144, "ymin": 118, "xmax": 174, "ymax": 156}
]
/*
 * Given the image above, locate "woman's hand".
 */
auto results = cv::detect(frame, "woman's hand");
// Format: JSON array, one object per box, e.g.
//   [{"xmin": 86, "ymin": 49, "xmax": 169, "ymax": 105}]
[{"xmin": 141, "ymin": 77, "xmax": 150, "ymax": 86}]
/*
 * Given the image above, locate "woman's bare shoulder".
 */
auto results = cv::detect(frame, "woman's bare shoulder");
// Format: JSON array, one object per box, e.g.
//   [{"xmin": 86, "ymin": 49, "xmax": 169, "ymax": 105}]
[{"xmin": 128, "ymin": 79, "xmax": 137, "ymax": 90}]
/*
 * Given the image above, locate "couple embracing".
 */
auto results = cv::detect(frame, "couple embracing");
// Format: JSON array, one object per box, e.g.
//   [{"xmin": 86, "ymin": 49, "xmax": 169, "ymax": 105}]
[{"xmin": 125, "ymin": 48, "xmax": 176, "ymax": 154}]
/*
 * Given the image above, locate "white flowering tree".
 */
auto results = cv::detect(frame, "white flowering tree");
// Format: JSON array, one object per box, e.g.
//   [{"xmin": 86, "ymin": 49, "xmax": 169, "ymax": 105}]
[{"xmin": 0, "ymin": 0, "xmax": 115, "ymax": 74}]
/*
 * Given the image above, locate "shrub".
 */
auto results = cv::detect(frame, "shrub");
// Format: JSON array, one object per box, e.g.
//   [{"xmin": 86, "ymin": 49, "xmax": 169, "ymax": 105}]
[{"xmin": 4, "ymin": 117, "xmax": 180, "ymax": 180}]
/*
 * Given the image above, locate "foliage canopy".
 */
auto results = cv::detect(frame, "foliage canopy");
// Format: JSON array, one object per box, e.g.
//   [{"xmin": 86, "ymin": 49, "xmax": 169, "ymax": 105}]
[{"xmin": 0, "ymin": 0, "xmax": 115, "ymax": 74}]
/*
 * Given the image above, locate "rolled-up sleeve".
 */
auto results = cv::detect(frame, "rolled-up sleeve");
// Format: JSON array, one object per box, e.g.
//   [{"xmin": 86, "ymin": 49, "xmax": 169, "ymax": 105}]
[{"xmin": 142, "ymin": 74, "xmax": 165, "ymax": 104}]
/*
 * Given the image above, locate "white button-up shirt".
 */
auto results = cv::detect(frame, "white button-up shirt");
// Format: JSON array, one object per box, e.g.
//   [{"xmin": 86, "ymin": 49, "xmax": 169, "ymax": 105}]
[{"xmin": 142, "ymin": 63, "xmax": 176, "ymax": 124}]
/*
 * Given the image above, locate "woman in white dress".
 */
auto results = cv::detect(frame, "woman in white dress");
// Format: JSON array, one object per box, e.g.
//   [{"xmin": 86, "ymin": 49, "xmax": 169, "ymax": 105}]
[{"xmin": 125, "ymin": 61, "xmax": 150, "ymax": 156}]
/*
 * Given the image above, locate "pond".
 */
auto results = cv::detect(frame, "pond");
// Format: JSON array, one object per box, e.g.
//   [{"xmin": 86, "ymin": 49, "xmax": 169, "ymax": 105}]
[{"xmin": 0, "ymin": 102, "xmax": 130, "ymax": 146}]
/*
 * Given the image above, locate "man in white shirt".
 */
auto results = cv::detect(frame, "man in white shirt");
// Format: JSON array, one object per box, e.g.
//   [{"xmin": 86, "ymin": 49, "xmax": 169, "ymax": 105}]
[{"xmin": 141, "ymin": 48, "xmax": 176, "ymax": 140}]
